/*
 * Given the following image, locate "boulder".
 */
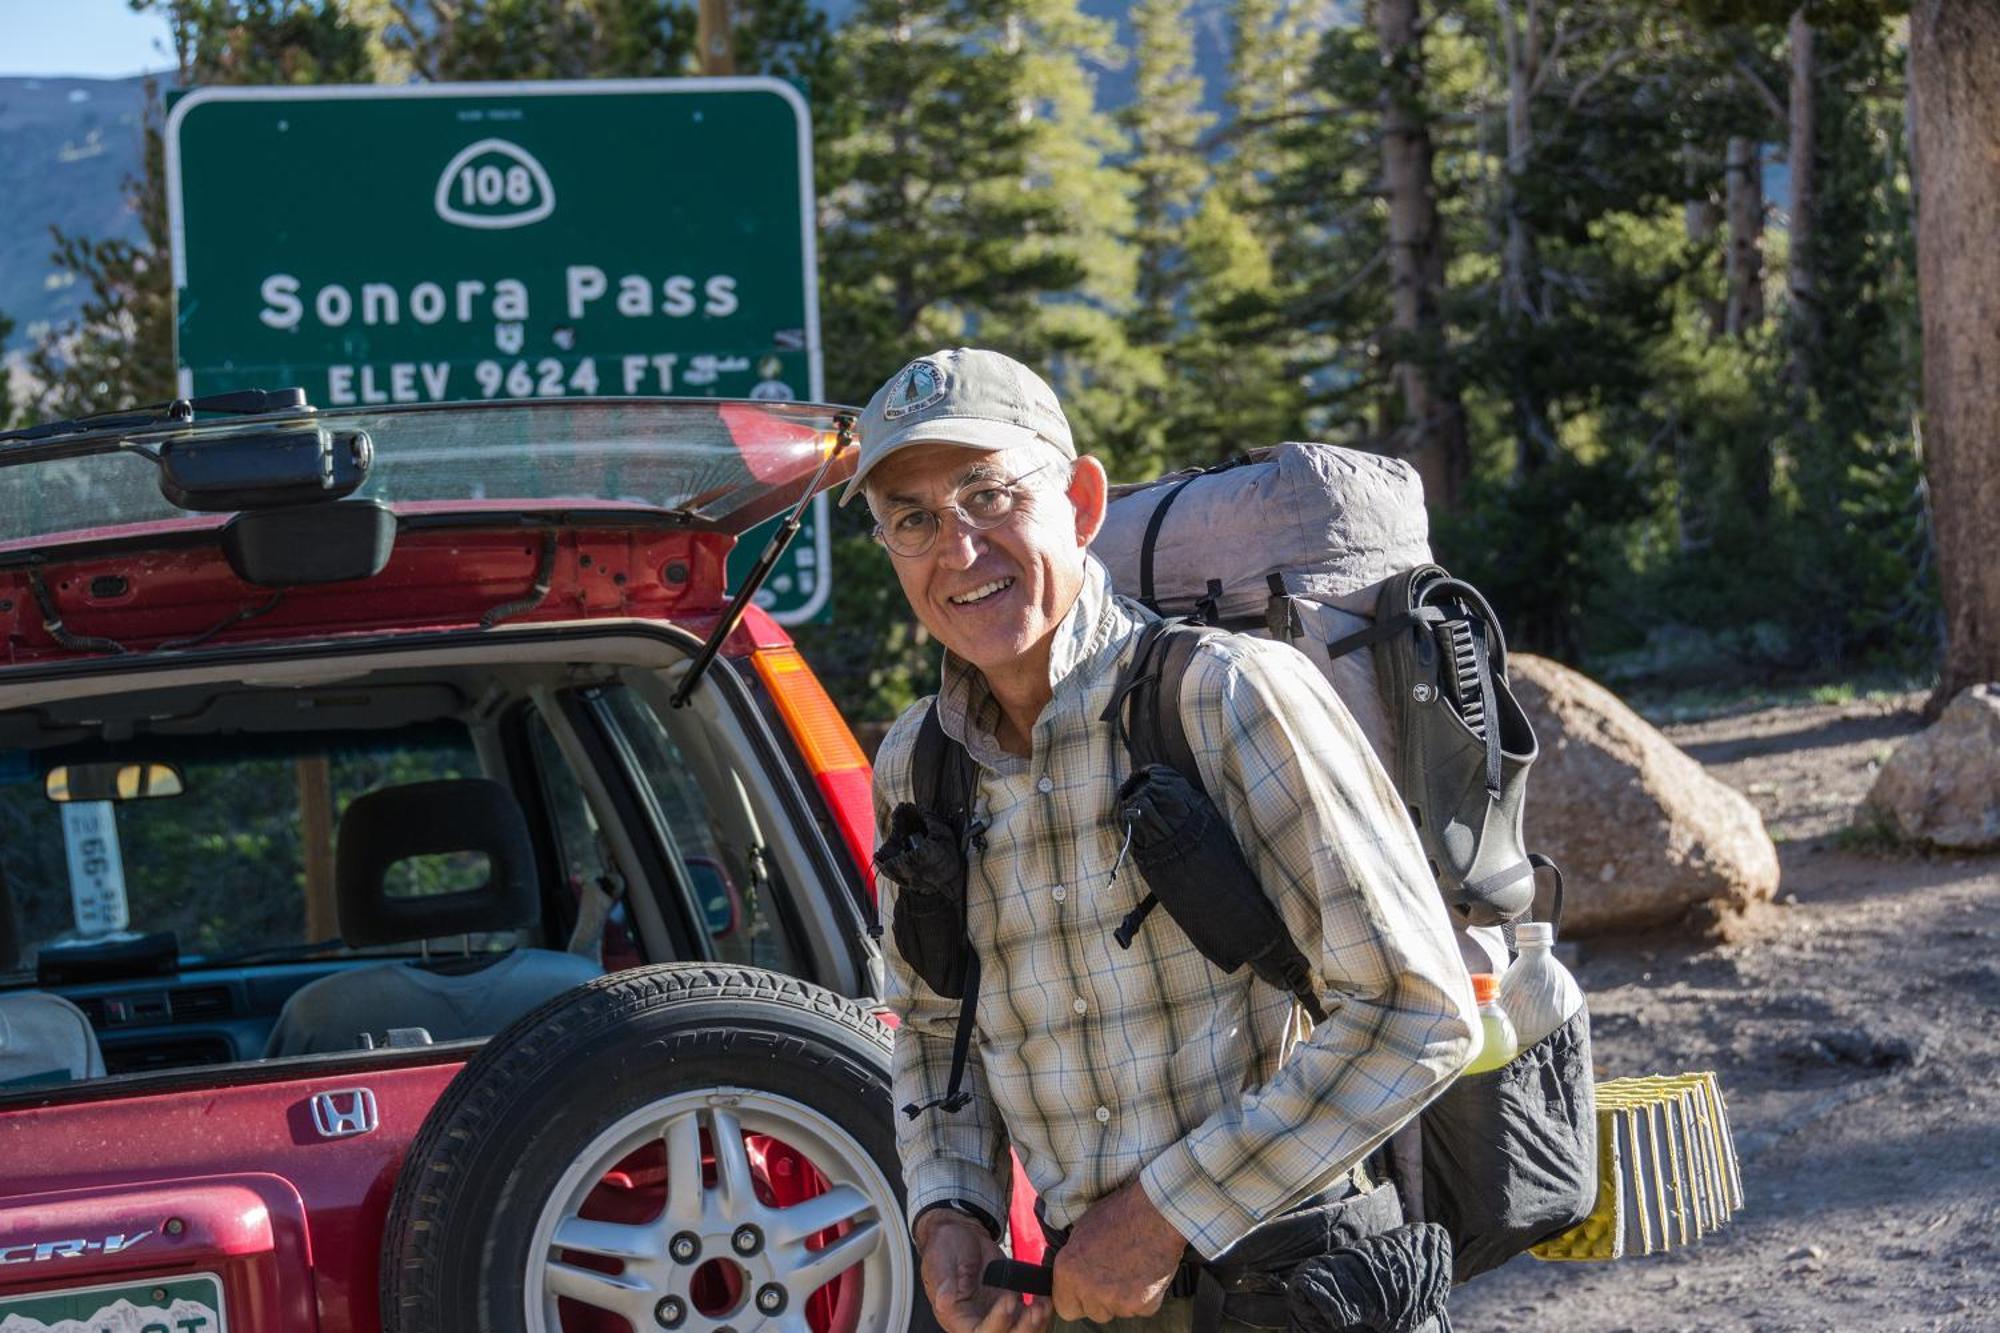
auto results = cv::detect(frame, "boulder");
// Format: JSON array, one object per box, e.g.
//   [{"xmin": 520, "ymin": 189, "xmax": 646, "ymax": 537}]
[
  {"xmin": 1859, "ymin": 683, "xmax": 2000, "ymax": 849},
  {"xmin": 1509, "ymin": 654, "xmax": 1780, "ymax": 934}
]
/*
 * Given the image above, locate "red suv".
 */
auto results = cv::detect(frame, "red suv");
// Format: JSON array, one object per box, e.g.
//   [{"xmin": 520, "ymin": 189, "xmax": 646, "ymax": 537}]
[{"xmin": 0, "ymin": 394, "xmax": 935, "ymax": 1333}]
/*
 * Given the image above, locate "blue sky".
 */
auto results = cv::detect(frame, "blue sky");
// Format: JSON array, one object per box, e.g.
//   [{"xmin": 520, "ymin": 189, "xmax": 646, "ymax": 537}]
[{"xmin": 1, "ymin": 0, "xmax": 175, "ymax": 78}]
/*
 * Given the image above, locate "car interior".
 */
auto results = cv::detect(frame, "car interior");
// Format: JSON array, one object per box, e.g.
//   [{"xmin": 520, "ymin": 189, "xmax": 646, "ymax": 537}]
[{"xmin": 0, "ymin": 630, "xmax": 870, "ymax": 1095}]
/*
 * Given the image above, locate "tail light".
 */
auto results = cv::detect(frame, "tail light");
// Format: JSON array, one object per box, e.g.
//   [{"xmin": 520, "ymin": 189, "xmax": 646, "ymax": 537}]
[{"xmin": 748, "ymin": 646, "xmax": 877, "ymax": 899}]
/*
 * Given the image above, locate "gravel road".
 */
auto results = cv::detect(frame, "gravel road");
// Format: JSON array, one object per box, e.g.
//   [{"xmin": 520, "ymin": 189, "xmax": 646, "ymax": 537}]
[{"xmin": 1449, "ymin": 692, "xmax": 2000, "ymax": 1332}]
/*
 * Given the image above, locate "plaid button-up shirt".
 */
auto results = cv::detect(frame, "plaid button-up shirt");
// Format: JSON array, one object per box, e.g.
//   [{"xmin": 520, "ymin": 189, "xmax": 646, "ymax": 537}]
[{"xmin": 873, "ymin": 556, "xmax": 1475, "ymax": 1259}]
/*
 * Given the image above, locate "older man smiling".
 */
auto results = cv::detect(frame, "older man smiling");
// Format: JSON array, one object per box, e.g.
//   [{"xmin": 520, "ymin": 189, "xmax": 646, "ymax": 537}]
[{"xmin": 850, "ymin": 348, "xmax": 1474, "ymax": 1333}]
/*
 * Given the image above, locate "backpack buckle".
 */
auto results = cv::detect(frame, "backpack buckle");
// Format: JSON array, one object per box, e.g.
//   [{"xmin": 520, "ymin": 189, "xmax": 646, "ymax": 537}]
[{"xmin": 1193, "ymin": 578, "xmax": 1224, "ymax": 627}]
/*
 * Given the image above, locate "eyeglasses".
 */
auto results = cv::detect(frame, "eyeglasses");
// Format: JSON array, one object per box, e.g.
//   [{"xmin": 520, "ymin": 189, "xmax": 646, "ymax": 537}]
[{"xmin": 870, "ymin": 463, "xmax": 1053, "ymax": 558}]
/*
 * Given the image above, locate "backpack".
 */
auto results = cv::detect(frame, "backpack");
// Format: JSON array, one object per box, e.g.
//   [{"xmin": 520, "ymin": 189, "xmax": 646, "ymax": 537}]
[{"xmin": 1095, "ymin": 443, "xmax": 1544, "ymax": 929}]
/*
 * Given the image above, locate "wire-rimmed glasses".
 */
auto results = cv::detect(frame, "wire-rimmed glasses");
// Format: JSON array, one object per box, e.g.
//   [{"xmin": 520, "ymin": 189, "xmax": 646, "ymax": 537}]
[{"xmin": 870, "ymin": 462, "xmax": 1054, "ymax": 558}]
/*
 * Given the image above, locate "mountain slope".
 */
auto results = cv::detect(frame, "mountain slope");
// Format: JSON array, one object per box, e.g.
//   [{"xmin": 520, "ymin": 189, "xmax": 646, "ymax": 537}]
[{"xmin": 0, "ymin": 74, "xmax": 153, "ymax": 349}]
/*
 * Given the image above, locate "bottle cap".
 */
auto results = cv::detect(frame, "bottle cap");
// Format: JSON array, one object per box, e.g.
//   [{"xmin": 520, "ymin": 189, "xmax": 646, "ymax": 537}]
[
  {"xmin": 1470, "ymin": 973, "xmax": 1500, "ymax": 1003},
  {"xmin": 1515, "ymin": 923, "xmax": 1555, "ymax": 947}
]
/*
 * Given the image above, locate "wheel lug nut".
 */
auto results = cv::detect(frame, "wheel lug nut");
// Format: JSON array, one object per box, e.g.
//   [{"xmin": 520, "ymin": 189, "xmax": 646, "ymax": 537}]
[
  {"xmin": 756, "ymin": 1284, "xmax": 787, "ymax": 1315},
  {"xmin": 732, "ymin": 1224, "xmax": 764, "ymax": 1256},
  {"xmin": 655, "ymin": 1295, "xmax": 686, "ymax": 1329},
  {"xmin": 669, "ymin": 1231, "xmax": 701, "ymax": 1263}
]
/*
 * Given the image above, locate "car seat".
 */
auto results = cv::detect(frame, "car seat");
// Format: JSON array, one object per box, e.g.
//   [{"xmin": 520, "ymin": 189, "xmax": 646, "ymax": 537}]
[
  {"xmin": 0, "ymin": 992, "xmax": 106, "ymax": 1089},
  {"xmin": 265, "ymin": 779, "xmax": 601, "ymax": 1057},
  {"xmin": 0, "ymin": 868, "xmax": 102, "ymax": 1091}
]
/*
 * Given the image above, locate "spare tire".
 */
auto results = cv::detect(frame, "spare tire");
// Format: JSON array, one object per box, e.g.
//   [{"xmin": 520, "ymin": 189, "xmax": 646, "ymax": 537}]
[{"xmin": 382, "ymin": 964, "xmax": 935, "ymax": 1333}]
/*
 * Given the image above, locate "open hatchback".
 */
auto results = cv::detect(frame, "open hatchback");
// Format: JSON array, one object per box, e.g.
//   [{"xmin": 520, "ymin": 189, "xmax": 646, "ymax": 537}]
[{"xmin": 0, "ymin": 395, "xmax": 936, "ymax": 1333}]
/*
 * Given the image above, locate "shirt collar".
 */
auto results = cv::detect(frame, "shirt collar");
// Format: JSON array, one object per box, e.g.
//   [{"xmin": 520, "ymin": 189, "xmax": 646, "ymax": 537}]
[{"xmin": 935, "ymin": 554, "xmax": 1141, "ymax": 765}]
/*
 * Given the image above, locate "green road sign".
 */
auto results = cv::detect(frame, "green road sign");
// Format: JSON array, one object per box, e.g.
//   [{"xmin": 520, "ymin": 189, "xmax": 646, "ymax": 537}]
[{"xmin": 166, "ymin": 79, "xmax": 831, "ymax": 623}]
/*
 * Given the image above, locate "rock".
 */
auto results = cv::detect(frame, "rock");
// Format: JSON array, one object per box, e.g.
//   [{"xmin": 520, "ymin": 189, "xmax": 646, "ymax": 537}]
[
  {"xmin": 1859, "ymin": 684, "xmax": 2000, "ymax": 849},
  {"xmin": 1509, "ymin": 654, "xmax": 1781, "ymax": 935}
]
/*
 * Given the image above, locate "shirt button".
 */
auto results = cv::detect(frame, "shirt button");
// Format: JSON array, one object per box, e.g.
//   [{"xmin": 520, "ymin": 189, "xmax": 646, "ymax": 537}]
[
  {"xmin": 1037, "ymin": 776, "xmax": 1054, "ymax": 794},
  {"xmin": 1095, "ymin": 1106, "xmax": 1111, "ymax": 1124},
  {"xmin": 1052, "ymin": 885, "xmax": 1068, "ymax": 903},
  {"xmin": 1072, "ymin": 998, "xmax": 1088, "ymax": 1015}
]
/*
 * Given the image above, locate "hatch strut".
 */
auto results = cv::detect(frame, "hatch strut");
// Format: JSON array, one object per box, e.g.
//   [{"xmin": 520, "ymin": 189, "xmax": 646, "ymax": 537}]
[{"xmin": 671, "ymin": 413, "xmax": 855, "ymax": 709}]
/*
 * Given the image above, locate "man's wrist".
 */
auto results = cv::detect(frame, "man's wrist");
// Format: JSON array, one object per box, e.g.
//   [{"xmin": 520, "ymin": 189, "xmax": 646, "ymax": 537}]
[{"xmin": 912, "ymin": 1199, "xmax": 1002, "ymax": 1246}]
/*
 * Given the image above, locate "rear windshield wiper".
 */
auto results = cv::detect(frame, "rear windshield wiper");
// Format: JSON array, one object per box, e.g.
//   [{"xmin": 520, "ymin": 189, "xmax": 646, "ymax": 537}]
[{"xmin": 0, "ymin": 388, "xmax": 308, "ymax": 445}]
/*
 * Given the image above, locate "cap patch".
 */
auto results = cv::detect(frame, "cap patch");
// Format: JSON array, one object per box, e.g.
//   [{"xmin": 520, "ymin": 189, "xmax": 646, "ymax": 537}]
[{"xmin": 881, "ymin": 358, "xmax": 951, "ymax": 420}]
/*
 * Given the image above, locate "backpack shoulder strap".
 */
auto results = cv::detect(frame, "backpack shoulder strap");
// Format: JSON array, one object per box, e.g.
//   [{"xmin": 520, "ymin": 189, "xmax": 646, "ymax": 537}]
[
  {"xmin": 911, "ymin": 700, "xmax": 950, "ymax": 810},
  {"xmin": 911, "ymin": 699, "xmax": 979, "ymax": 827},
  {"xmin": 1143, "ymin": 626, "xmax": 1210, "ymax": 785},
  {"xmin": 1102, "ymin": 619, "xmax": 1215, "ymax": 790},
  {"xmin": 899, "ymin": 701, "xmax": 984, "ymax": 1119}
]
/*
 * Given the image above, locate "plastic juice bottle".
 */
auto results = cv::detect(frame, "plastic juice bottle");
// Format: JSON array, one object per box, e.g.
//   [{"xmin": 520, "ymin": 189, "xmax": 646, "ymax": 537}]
[
  {"xmin": 1464, "ymin": 973, "xmax": 1519, "ymax": 1074},
  {"xmin": 1500, "ymin": 922, "xmax": 1585, "ymax": 1048}
]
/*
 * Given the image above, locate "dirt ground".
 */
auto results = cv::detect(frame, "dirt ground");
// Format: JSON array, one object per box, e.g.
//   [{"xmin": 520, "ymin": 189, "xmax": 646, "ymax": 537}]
[{"xmin": 1450, "ymin": 691, "xmax": 2000, "ymax": 1333}]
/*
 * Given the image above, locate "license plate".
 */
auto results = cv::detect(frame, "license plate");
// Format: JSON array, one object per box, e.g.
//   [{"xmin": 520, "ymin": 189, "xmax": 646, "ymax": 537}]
[{"xmin": 0, "ymin": 1272, "xmax": 225, "ymax": 1332}]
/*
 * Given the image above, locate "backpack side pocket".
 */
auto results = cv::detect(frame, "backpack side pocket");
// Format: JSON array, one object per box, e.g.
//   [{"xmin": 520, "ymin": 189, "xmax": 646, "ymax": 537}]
[{"xmin": 1419, "ymin": 1005, "xmax": 1597, "ymax": 1283}]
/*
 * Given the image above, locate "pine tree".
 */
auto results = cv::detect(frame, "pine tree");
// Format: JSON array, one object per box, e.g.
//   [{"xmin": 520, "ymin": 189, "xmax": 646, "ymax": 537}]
[
  {"xmin": 1222, "ymin": 0, "xmax": 1327, "ymax": 228},
  {"xmin": 1092, "ymin": 0, "xmax": 1214, "ymax": 473},
  {"xmin": 1375, "ymin": 0, "xmax": 1467, "ymax": 503},
  {"xmin": 383, "ymin": 0, "xmax": 695, "ymax": 80},
  {"xmin": 804, "ymin": 0, "xmax": 1142, "ymax": 714},
  {"xmin": 816, "ymin": 0, "xmax": 1132, "ymax": 403},
  {"xmin": 1124, "ymin": 0, "xmax": 1210, "ymax": 348},
  {"xmin": 981, "ymin": 0, "xmax": 1140, "ymax": 462},
  {"xmin": 135, "ymin": 0, "xmax": 375, "ymax": 82}
]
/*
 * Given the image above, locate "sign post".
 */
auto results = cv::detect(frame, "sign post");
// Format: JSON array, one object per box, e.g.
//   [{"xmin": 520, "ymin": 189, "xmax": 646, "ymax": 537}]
[{"xmin": 166, "ymin": 79, "xmax": 831, "ymax": 623}]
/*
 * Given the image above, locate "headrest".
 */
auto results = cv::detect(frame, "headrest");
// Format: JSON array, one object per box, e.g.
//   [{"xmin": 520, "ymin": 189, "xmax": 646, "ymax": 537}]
[{"xmin": 336, "ymin": 779, "xmax": 539, "ymax": 947}]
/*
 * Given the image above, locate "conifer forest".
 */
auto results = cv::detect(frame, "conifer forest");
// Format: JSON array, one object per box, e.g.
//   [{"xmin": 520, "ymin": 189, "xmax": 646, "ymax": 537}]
[{"xmin": 8, "ymin": 1, "xmax": 1992, "ymax": 724}]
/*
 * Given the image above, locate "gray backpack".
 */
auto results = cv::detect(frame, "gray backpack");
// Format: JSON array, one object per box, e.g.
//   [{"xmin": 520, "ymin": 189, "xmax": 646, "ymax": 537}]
[{"xmin": 1095, "ymin": 444, "xmax": 1544, "ymax": 928}]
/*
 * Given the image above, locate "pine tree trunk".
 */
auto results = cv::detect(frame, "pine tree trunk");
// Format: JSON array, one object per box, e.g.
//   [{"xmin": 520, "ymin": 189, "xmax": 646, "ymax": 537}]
[
  {"xmin": 1683, "ymin": 143, "xmax": 1725, "ymax": 335},
  {"xmin": 1911, "ymin": 0, "xmax": 2000, "ymax": 708},
  {"xmin": 1376, "ymin": 0, "xmax": 1467, "ymax": 507},
  {"xmin": 1497, "ymin": 0, "xmax": 1553, "ymax": 475},
  {"xmin": 1499, "ymin": 0, "xmax": 1539, "ymax": 323},
  {"xmin": 1723, "ymin": 135, "xmax": 1764, "ymax": 336},
  {"xmin": 1786, "ymin": 8, "xmax": 1818, "ymax": 414}
]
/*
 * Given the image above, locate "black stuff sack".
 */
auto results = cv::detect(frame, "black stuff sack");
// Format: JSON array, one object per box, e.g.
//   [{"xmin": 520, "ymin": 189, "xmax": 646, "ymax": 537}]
[
  {"xmin": 875, "ymin": 802, "xmax": 972, "ymax": 1000},
  {"xmin": 1418, "ymin": 1006, "xmax": 1597, "ymax": 1283},
  {"xmin": 1113, "ymin": 762, "xmax": 1327, "ymax": 1023}
]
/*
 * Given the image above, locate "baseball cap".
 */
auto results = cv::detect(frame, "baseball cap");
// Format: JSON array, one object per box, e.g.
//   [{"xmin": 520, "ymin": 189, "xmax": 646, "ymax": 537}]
[{"xmin": 840, "ymin": 347, "xmax": 1076, "ymax": 505}]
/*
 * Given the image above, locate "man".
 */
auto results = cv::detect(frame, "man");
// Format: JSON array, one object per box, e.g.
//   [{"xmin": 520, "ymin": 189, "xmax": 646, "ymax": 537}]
[{"xmin": 852, "ymin": 348, "xmax": 1477, "ymax": 1333}]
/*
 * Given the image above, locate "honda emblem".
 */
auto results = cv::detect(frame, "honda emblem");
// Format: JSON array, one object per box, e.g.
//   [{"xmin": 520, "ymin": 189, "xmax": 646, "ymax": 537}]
[{"xmin": 310, "ymin": 1087, "xmax": 379, "ymax": 1139}]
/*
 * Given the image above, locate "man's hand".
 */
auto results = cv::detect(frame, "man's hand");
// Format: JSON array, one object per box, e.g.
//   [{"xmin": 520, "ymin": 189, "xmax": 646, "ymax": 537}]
[
  {"xmin": 914, "ymin": 1210, "xmax": 1051, "ymax": 1333},
  {"xmin": 1051, "ymin": 1179, "xmax": 1188, "ymax": 1324}
]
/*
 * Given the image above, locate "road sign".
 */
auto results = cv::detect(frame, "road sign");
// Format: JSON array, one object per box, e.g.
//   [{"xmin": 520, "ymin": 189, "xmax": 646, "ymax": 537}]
[{"xmin": 165, "ymin": 79, "xmax": 831, "ymax": 623}]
